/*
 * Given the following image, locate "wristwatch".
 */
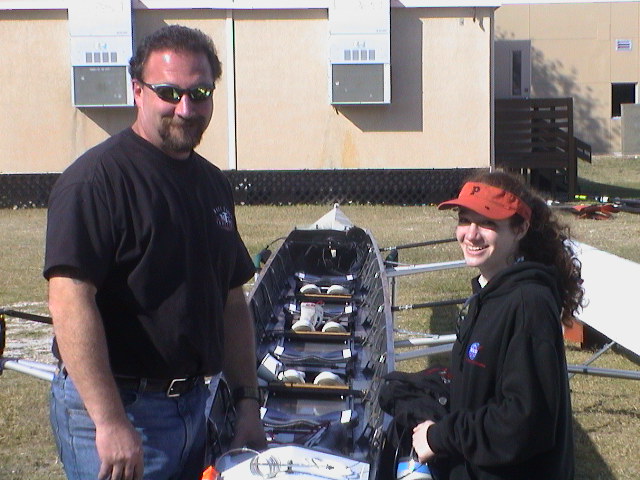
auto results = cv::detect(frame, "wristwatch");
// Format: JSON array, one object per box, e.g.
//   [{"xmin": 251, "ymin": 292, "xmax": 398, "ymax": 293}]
[{"xmin": 232, "ymin": 386, "xmax": 261, "ymax": 406}]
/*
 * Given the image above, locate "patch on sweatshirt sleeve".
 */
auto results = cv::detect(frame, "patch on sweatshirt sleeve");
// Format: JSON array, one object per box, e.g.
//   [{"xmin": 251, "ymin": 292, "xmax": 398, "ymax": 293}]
[{"xmin": 466, "ymin": 342, "xmax": 486, "ymax": 368}]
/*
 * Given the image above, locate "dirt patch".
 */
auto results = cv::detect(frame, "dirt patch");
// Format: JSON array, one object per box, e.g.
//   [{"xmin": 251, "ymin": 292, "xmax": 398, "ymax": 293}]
[{"xmin": 2, "ymin": 302, "xmax": 54, "ymax": 364}]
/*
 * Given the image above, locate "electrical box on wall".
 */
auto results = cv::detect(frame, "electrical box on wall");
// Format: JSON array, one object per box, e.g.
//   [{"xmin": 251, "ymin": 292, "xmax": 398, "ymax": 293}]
[
  {"xmin": 328, "ymin": 0, "xmax": 390, "ymax": 105},
  {"xmin": 68, "ymin": 0, "xmax": 134, "ymax": 107}
]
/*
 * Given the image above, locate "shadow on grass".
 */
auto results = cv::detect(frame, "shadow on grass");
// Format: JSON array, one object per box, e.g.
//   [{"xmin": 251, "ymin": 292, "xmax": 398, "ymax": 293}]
[
  {"xmin": 424, "ymin": 305, "xmax": 459, "ymax": 369},
  {"xmin": 429, "ymin": 305, "xmax": 459, "ymax": 335},
  {"xmin": 578, "ymin": 177, "xmax": 640, "ymax": 199},
  {"xmin": 573, "ymin": 419, "xmax": 616, "ymax": 479}
]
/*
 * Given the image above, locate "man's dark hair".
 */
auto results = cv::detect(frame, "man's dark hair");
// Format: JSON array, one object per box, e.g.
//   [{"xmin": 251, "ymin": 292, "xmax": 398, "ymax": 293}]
[{"xmin": 129, "ymin": 24, "xmax": 222, "ymax": 83}]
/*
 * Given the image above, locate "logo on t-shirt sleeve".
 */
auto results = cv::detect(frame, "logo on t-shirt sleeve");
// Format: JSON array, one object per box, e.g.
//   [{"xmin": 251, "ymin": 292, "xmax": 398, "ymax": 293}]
[{"xmin": 213, "ymin": 206, "xmax": 235, "ymax": 231}]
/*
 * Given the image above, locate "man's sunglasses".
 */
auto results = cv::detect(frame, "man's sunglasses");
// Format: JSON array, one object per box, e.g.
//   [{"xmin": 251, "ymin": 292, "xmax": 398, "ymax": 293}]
[{"xmin": 138, "ymin": 80, "xmax": 214, "ymax": 104}]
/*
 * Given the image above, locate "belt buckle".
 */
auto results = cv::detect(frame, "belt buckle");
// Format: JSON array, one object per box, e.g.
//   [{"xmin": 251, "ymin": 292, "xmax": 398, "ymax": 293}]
[{"xmin": 167, "ymin": 377, "xmax": 189, "ymax": 397}]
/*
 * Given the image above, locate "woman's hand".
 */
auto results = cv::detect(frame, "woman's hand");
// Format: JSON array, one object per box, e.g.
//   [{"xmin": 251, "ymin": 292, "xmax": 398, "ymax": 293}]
[{"xmin": 412, "ymin": 420, "xmax": 436, "ymax": 463}]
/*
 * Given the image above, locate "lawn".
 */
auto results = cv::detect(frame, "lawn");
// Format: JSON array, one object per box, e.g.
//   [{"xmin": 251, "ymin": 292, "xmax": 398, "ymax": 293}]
[{"xmin": 1, "ymin": 156, "xmax": 639, "ymax": 479}]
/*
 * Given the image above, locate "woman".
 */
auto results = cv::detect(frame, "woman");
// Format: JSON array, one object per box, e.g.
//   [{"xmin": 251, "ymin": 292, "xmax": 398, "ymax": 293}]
[{"xmin": 412, "ymin": 171, "xmax": 583, "ymax": 480}]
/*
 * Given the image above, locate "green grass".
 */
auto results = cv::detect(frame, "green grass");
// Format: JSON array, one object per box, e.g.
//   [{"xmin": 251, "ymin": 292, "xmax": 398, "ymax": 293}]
[
  {"xmin": 0, "ymin": 208, "xmax": 48, "ymax": 309},
  {"xmin": 0, "ymin": 156, "xmax": 639, "ymax": 479},
  {"xmin": 0, "ymin": 371, "xmax": 60, "ymax": 479},
  {"xmin": 577, "ymin": 155, "xmax": 640, "ymax": 199}
]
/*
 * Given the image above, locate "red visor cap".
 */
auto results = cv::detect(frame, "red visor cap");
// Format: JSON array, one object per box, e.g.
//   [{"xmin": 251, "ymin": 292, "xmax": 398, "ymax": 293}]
[{"xmin": 438, "ymin": 182, "xmax": 532, "ymax": 222}]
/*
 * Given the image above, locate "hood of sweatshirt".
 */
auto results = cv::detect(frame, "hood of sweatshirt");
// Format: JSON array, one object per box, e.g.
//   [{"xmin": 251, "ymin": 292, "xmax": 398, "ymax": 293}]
[
  {"xmin": 456, "ymin": 261, "xmax": 562, "ymax": 370},
  {"xmin": 473, "ymin": 261, "xmax": 562, "ymax": 308}
]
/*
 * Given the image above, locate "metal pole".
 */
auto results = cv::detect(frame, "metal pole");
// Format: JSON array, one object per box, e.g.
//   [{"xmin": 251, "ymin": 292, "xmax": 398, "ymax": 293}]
[
  {"xmin": 395, "ymin": 343, "xmax": 454, "ymax": 362},
  {"xmin": 381, "ymin": 238, "xmax": 456, "ymax": 251},
  {"xmin": 568, "ymin": 340, "xmax": 615, "ymax": 379},
  {"xmin": 1, "ymin": 359, "xmax": 55, "ymax": 382},
  {"xmin": 0, "ymin": 309, "xmax": 52, "ymax": 325},
  {"xmin": 386, "ymin": 260, "xmax": 467, "ymax": 278},
  {"xmin": 394, "ymin": 334, "xmax": 456, "ymax": 348},
  {"xmin": 567, "ymin": 365, "xmax": 640, "ymax": 381},
  {"xmin": 14, "ymin": 358, "xmax": 58, "ymax": 372},
  {"xmin": 393, "ymin": 298, "xmax": 467, "ymax": 312}
]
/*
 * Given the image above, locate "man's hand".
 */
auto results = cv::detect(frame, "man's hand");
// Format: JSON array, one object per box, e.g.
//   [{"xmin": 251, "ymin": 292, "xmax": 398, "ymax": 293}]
[
  {"xmin": 96, "ymin": 420, "xmax": 144, "ymax": 480},
  {"xmin": 412, "ymin": 420, "xmax": 436, "ymax": 463},
  {"xmin": 229, "ymin": 399, "xmax": 267, "ymax": 451}
]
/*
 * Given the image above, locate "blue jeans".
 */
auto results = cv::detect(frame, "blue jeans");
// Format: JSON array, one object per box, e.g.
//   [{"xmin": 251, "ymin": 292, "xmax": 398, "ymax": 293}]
[{"xmin": 50, "ymin": 370, "xmax": 207, "ymax": 480}]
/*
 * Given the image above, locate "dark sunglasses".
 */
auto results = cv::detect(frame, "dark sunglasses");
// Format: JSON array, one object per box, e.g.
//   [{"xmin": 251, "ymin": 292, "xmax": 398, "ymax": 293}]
[{"xmin": 138, "ymin": 80, "xmax": 214, "ymax": 104}]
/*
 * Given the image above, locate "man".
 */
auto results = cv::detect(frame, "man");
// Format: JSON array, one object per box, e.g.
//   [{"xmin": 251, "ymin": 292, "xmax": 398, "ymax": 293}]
[{"xmin": 44, "ymin": 25, "xmax": 266, "ymax": 480}]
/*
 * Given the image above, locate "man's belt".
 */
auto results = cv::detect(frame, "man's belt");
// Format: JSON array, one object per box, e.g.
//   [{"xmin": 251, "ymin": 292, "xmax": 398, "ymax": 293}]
[{"xmin": 114, "ymin": 375, "xmax": 203, "ymax": 398}]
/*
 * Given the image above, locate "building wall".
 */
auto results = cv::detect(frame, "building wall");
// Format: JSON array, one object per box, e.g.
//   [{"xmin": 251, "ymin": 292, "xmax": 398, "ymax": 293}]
[
  {"xmin": 1, "ymin": 10, "xmax": 80, "ymax": 173},
  {"xmin": 496, "ymin": 1, "xmax": 640, "ymax": 153},
  {"xmin": 0, "ymin": 5, "xmax": 493, "ymax": 173}
]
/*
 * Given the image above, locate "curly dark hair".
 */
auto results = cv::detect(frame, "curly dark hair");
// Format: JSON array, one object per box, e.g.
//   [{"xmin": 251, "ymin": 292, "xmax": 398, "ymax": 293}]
[
  {"xmin": 463, "ymin": 171, "xmax": 584, "ymax": 327},
  {"xmin": 129, "ymin": 24, "xmax": 222, "ymax": 83}
]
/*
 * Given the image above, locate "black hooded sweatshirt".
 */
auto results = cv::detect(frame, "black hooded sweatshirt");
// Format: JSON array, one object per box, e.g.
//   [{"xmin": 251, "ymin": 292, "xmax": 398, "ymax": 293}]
[{"xmin": 427, "ymin": 261, "xmax": 574, "ymax": 480}]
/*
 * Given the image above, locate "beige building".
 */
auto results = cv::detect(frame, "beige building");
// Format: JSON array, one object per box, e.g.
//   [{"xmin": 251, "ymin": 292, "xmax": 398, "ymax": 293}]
[
  {"xmin": 496, "ymin": 0, "xmax": 640, "ymax": 154},
  {"xmin": 0, "ymin": 0, "xmax": 497, "ymax": 177}
]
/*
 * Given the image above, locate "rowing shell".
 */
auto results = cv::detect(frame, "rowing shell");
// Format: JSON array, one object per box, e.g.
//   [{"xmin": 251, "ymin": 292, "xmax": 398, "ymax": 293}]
[{"xmin": 206, "ymin": 205, "xmax": 397, "ymax": 479}]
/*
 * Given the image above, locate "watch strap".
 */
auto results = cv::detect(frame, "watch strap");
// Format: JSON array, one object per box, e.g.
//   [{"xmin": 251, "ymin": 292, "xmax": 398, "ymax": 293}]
[{"xmin": 232, "ymin": 386, "xmax": 260, "ymax": 405}]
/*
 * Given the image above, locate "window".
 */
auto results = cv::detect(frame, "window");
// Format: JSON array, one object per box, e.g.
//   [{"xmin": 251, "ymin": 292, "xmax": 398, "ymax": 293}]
[
  {"xmin": 611, "ymin": 83, "xmax": 636, "ymax": 117},
  {"xmin": 512, "ymin": 50, "xmax": 522, "ymax": 96}
]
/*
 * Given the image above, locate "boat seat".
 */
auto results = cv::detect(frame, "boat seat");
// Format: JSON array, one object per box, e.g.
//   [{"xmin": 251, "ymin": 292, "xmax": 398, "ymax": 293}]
[
  {"xmin": 261, "ymin": 407, "xmax": 357, "ymax": 428},
  {"xmin": 272, "ymin": 343, "xmax": 355, "ymax": 367}
]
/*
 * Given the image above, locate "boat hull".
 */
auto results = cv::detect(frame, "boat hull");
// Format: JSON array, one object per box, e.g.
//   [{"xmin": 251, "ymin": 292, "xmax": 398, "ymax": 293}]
[{"xmin": 207, "ymin": 208, "xmax": 396, "ymax": 479}]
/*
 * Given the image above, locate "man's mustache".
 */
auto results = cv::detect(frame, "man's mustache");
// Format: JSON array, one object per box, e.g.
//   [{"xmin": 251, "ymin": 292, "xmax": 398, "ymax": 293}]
[{"xmin": 164, "ymin": 116, "xmax": 207, "ymax": 129}]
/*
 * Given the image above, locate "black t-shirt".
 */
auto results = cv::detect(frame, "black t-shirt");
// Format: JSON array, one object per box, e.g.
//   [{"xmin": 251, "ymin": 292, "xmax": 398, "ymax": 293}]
[{"xmin": 44, "ymin": 128, "xmax": 255, "ymax": 378}]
